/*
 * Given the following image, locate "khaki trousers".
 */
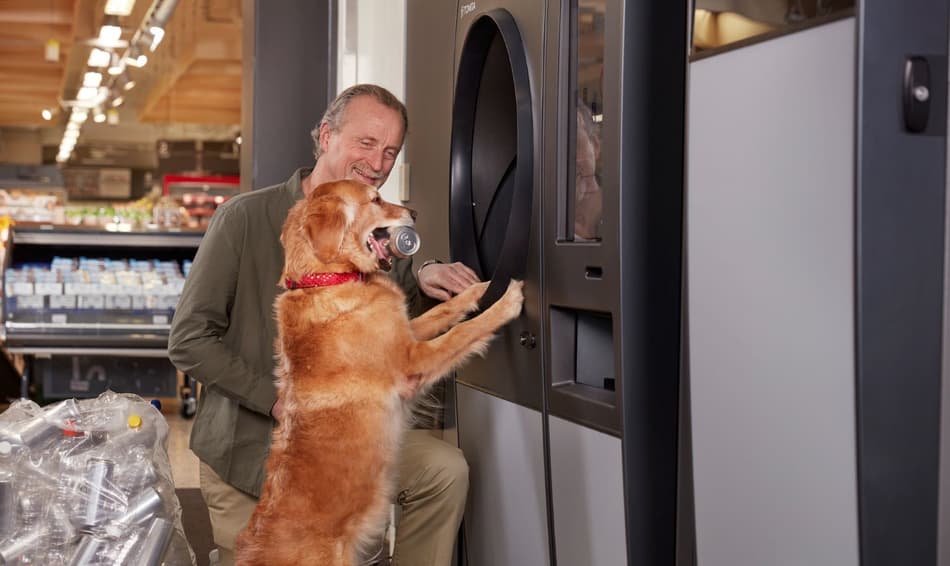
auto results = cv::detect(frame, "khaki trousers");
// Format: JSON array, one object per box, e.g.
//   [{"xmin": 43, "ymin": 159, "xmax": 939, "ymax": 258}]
[{"xmin": 199, "ymin": 429, "xmax": 469, "ymax": 566}]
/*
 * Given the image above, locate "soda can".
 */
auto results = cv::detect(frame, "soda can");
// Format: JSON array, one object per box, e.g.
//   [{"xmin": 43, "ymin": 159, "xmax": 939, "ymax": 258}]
[
  {"xmin": 111, "ymin": 528, "xmax": 144, "ymax": 564},
  {"xmin": 0, "ymin": 401, "xmax": 80, "ymax": 448},
  {"xmin": 106, "ymin": 486, "xmax": 163, "ymax": 536},
  {"xmin": 78, "ymin": 458, "xmax": 121, "ymax": 529},
  {"xmin": 0, "ymin": 479, "xmax": 14, "ymax": 539},
  {"xmin": 388, "ymin": 226, "xmax": 421, "ymax": 258},
  {"xmin": 0, "ymin": 528, "xmax": 48, "ymax": 564},
  {"xmin": 133, "ymin": 517, "xmax": 173, "ymax": 566},
  {"xmin": 67, "ymin": 534, "xmax": 109, "ymax": 566}
]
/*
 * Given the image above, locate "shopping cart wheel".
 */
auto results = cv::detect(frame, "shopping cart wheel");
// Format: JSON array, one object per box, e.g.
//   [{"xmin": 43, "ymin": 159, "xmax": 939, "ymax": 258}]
[
  {"xmin": 181, "ymin": 396, "xmax": 197, "ymax": 419},
  {"xmin": 180, "ymin": 375, "xmax": 198, "ymax": 419}
]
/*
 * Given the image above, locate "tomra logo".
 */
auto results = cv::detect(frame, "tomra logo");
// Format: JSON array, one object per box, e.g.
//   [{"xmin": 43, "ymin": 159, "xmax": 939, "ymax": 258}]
[{"xmin": 460, "ymin": 2, "xmax": 476, "ymax": 18}]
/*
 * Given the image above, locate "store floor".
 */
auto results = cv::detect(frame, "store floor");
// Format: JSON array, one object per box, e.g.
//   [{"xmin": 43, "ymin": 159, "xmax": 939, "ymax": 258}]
[{"xmin": 159, "ymin": 397, "xmax": 215, "ymax": 566}]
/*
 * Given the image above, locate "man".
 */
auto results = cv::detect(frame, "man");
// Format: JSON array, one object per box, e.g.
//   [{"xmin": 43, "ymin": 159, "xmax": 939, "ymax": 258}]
[{"xmin": 169, "ymin": 84, "xmax": 480, "ymax": 566}]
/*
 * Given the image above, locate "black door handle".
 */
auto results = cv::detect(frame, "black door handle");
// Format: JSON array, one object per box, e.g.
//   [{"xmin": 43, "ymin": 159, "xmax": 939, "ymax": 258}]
[{"xmin": 903, "ymin": 56, "xmax": 931, "ymax": 133}]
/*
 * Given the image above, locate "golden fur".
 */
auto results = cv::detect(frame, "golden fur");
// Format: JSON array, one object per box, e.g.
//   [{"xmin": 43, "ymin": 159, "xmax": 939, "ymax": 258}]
[{"xmin": 235, "ymin": 180, "xmax": 523, "ymax": 566}]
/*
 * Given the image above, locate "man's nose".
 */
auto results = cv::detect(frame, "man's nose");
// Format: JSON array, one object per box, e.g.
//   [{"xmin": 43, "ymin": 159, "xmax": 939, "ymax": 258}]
[{"xmin": 369, "ymin": 150, "xmax": 385, "ymax": 171}]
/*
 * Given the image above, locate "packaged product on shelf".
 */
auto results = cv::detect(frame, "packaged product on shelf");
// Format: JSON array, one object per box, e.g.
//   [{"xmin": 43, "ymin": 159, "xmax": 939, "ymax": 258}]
[
  {"xmin": 0, "ymin": 392, "xmax": 196, "ymax": 565},
  {"xmin": 5, "ymin": 257, "xmax": 187, "ymax": 317}
]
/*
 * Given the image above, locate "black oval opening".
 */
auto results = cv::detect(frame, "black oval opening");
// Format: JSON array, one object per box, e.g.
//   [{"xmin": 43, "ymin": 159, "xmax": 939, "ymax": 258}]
[{"xmin": 450, "ymin": 9, "xmax": 533, "ymax": 309}]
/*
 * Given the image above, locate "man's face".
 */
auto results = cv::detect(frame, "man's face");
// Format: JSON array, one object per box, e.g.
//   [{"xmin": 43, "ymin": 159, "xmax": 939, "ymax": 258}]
[{"xmin": 318, "ymin": 96, "xmax": 404, "ymax": 188}]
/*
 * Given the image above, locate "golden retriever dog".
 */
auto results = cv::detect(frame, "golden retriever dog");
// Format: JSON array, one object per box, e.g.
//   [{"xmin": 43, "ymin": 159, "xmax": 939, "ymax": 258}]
[{"xmin": 234, "ymin": 180, "xmax": 524, "ymax": 566}]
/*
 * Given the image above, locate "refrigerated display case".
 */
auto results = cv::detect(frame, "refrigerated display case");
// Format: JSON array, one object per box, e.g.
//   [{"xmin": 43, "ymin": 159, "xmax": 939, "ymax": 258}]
[{"xmin": 0, "ymin": 222, "xmax": 202, "ymax": 415}]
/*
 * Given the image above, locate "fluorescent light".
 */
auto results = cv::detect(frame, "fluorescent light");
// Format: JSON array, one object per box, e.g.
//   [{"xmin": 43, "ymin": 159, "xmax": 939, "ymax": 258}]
[
  {"xmin": 94, "ymin": 112, "xmax": 107, "ymax": 123},
  {"xmin": 82, "ymin": 72, "xmax": 103, "ymax": 88},
  {"xmin": 148, "ymin": 26, "xmax": 165, "ymax": 51},
  {"xmin": 111, "ymin": 96, "xmax": 125, "ymax": 108},
  {"xmin": 122, "ymin": 79, "xmax": 136, "ymax": 91},
  {"xmin": 88, "ymin": 48, "xmax": 112, "ymax": 67},
  {"xmin": 104, "ymin": 0, "xmax": 136, "ymax": 16},
  {"xmin": 41, "ymin": 109, "xmax": 53, "ymax": 120},
  {"xmin": 63, "ymin": 130, "xmax": 80, "ymax": 141},
  {"xmin": 70, "ymin": 110, "xmax": 89, "ymax": 123}
]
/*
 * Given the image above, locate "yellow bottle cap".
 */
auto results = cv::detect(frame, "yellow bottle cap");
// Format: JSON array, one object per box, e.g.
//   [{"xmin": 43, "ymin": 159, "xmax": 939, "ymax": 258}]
[{"xmin": 127, "ymin": 414, "xmax": 143, "ymax": 430}]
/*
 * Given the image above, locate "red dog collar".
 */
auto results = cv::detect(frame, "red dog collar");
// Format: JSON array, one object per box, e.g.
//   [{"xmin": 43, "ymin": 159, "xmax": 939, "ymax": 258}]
[{"xmin": 285, "ymin": 272, "xmax": 364, "ymax": 289}]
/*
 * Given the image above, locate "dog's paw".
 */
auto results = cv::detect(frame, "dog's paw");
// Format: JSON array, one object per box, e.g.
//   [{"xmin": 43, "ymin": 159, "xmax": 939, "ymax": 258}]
[
  {"xmin": 458, "ymin": 281, "xmax": 491, "ymax": 312},
  {"xmin": 496, "ymin": 279, "xmax": 524, "ymax": 321}
]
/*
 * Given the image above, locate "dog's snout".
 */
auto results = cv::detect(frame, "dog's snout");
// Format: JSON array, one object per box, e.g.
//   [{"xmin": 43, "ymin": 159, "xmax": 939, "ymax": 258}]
[{"xmin": 409, "ymin": 209, "xmax": 418, "ymax": 221}]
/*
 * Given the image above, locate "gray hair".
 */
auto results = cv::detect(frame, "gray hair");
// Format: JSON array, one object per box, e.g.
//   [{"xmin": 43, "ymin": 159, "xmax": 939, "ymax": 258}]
[{"xmin": 311, "ymin": 84, "xmax": 409, "ymax": 161}]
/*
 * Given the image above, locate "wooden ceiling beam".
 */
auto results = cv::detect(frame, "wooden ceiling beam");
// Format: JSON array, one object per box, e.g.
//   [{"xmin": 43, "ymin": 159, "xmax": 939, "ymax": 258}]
[{"xmin": 0, "ymin": 0, "xmax": 75, "ymax": 25}]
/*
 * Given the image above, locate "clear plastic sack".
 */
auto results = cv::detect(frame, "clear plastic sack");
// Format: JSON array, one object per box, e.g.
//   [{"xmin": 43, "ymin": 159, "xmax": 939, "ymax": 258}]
[{"xmin": 0, "ymin": 391, "xmax": 196, "ymax": 565}]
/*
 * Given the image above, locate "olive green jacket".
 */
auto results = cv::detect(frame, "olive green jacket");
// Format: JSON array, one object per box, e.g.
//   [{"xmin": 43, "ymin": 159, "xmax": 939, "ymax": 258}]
[{"xmin": 168, "ymin": 169, "xmax": 421, "ymax": 496}]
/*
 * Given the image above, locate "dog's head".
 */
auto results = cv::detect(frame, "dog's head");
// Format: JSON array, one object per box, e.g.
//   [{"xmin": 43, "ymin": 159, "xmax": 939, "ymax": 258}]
[{"xmin": 281, "ymin": 179, "xmax": 416, "ymax": 280}]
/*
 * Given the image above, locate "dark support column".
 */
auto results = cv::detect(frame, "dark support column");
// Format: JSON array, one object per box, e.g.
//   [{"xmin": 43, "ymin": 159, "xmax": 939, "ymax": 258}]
[
  {"xmin": 240, "ymin": 1, "xmax": 336, "ymax": 192},
  {"xmin": 856, "ymin": 0, "xmax": 948, "ymax": 564}
]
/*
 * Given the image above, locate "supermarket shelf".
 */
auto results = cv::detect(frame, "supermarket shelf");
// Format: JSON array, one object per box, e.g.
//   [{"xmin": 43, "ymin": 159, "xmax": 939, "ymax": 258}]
[
  {"xmin": 5, "ymin": 346, "xmax": 169, "ymax": 358},
  {"xmin": 11, "ymin": 225, "xmax": 204, "ymax": 248}
]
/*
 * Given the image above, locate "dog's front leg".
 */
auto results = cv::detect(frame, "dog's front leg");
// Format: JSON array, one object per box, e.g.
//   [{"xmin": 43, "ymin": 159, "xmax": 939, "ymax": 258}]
[
  {"xmin": 410, "ymin": 281, "xmax": 489, "ymax": 340},
  {"xmin": 402, "ymin": 280, "xmax": 523, "ymax": 397}
]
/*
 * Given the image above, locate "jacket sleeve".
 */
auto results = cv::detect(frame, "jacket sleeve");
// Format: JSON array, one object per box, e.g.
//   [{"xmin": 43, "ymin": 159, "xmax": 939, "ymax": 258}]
[
  {"xmin": 390, "ymin": 256, "xmax": 429, "ymax": 317},
  {"xmin": 168, "ymin": 205, "xmax": 278, "ymax": 416}
]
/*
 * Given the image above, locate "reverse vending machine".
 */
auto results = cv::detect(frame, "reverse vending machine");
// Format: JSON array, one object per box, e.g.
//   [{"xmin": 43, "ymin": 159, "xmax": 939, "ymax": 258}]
[{"xmin": 406, "ymin": 1, "xmax": 687, "ymax": 564}]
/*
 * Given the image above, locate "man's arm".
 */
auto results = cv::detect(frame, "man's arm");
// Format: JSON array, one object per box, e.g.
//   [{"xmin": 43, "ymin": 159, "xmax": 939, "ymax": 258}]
[{"xmin": 168, "ymin": 206, "xmax": 277, "ymax": 416}]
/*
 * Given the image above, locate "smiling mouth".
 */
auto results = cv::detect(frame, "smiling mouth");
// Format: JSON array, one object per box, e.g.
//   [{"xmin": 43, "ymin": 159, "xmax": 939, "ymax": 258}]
[{"xmin": 353, "ymin": 167, "xmax": 380, "ymax": 184}]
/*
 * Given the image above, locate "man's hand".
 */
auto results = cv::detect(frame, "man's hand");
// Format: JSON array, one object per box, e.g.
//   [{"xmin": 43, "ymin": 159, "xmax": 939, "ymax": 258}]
[{"xmin": 418, "ymin": 261, "xmax": 480, "ymax": 301}]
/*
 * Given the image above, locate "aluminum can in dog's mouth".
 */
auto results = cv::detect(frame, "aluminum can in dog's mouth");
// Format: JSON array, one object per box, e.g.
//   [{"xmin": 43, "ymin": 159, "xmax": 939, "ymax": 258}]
[{"xmin": 388, "ymin": 226, "xmax": 420, "ymax": 258}]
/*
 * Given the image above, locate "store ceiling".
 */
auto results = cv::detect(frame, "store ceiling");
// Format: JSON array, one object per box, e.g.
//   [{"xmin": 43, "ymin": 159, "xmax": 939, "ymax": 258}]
[{"xmin": 0, "ymin": 0, "xmax": 241, "ymax": 163}]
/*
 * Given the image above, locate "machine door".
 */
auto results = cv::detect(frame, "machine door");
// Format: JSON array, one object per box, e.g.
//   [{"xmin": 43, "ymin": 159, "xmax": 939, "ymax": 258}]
[{"xmin": 450, "ymin": 6, "xmax": 543, "ymax": 410}]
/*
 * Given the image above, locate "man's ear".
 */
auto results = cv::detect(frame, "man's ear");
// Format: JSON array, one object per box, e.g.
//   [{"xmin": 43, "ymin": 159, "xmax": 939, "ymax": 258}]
[
  {"xmin": 305, "ymin": 196, "xmax": 351, "ymax": 263},
  {"xmin": 319, "ymin": 122, "xmax": 332, "ymax": 155}
]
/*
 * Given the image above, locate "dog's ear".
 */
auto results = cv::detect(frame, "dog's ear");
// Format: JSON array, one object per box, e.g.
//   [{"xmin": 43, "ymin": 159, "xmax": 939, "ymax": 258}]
[{"xmin": 304, "ymin": 195, "xmax": 352, "ymax": 263}]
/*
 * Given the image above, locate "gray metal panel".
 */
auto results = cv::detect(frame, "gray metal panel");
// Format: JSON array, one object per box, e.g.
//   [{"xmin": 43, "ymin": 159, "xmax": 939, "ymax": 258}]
[
  {"xmin": 241, "ymin": 0, "xmax": 334, "ymax": 192},
  {"xmin": 687, "ymin": 18, "xmax": 859, "ymax": 566},
  {"xmin": 456, "ymin": 384, "xmax": 550, "ymax": 566},
  {"xmin": 548, "ymin": 415, "xmax": 625, "ymax": 566}
]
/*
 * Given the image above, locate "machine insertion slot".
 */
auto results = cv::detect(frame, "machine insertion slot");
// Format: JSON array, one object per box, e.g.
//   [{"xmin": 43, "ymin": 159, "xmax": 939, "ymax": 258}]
[{"xmin": 585, "ymin": 266, "xmax": 603, "ymax": 279}]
